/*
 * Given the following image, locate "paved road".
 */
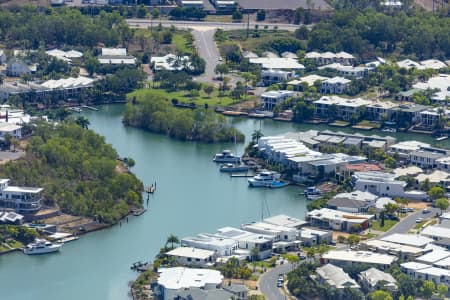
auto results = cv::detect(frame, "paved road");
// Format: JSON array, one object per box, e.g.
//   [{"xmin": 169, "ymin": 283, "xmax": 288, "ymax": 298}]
[
  {"xmin": 259, "ymin": 262, "xmax": 293, "ymax": 300},
  {"xmin": 378, "ymin": 206, "xmax": 440, "ymax": 238},
  {"xmin": 127, "ymin": 19, "xmax": 301, "ymax": 32},
  {"xmin": 191, "ymin": 29, "xmax": 220, "ymax": 83}
]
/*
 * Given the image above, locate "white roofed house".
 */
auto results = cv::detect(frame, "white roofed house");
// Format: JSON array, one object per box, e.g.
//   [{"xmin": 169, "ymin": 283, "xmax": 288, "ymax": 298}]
[
  {"xmin": 365, "ymin": 101, "xmax": 398, "ymax": 122},
  {"xmin": 409, "ymin": 147, "xmax": 449, "ymax": 169},
  {"xmin": 421, "ymin": 225, "xmax": 450, "ymax": 249},
  {"xmin": 248, "ymin": 57, "xmax": 305, "ymax": 71},
  {"xmin": 388, "ymin": 140, "xmax": 431, "ymax": 159},
  {"xmin": 306, "ymin": 208, "xmax": 373, "ymax": 232},
  {"xmin": 401, "ymin": 262, "xmax": 450, "ymax": 286},
  {"xmin": 260, "ymin": 69, "xmax": 293, "ymax": 86},
  {"xmin": 315, "ymin": 264, "xmax": 360, "ymax": 290},
  {"xmin": 166, "ymin": 247, "xmax": 217, "ymax": 267},
  {"xmin": 0, "ymin": 123, "xmax": 22, "ymax": 139},
  {"xmin": 287, "ymin": 75, "xmax": 329, "ymax": 91},
  {"xmin": 40, "ymin": 76, "xmax": 96, "ymax": 99},
  {"xmin": 322, "ymin": 250, "xmax": 397, "ymax": 270},
  {"xmin": 327, "ymin": 190, "xmax": 378, "ymax": 213},
  {"xmin": 358, "ymin": 267, "xmax": 397, "ymax": 292},
  {"xmin": 181, "ymin": 234, "xmax": 237, "ymax": 257},
  {"xmin": 413, "ymin": 74, "xmax": 450, "ymax": 105},
  {"xmin": 419, "ymin": 107, "xmax": 450, "ymax": 128},
  {"xmin": 6, "ymin": 58, "xmax": 33, "ymax": 77},
  {"xmin": 313, "ymin": 96, "xmax": 371, "ymax": 121},
  {"xmin": 151, "ymin": 54, "xmax": 191, "ymax": 71},
  {"xmin": 98, "ymin": 48, "xmax": 136, "ymax": 65},
  {"xmin": 320, "ymin": 77, "xmax": 351, "ymax": 94},
  {"xmin": 215, "ymin": 227, "xmax": 273, "ymax": 260},
  {"xmin": 0, "ymin": 179, "xmax": 43, "ymax": 213},
  {"xmin": 260, "ymin": 90, "xmax": 295, "ymax": 111},
  {"xmin": 154, "ymin": 267, "xmax": 224, "ymax": 300}
]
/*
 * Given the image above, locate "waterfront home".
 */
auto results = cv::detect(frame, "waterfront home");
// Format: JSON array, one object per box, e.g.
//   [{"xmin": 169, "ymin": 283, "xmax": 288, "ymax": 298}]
[
  {"xmin": 299, "ymin": 228, "xmax": 332, "ymax": 246},
  {"xmin": 358, "ymin": 267, "xmax": 397, "ymax": 292},
  {"xmin": 181, "ymin": 234, "xmax": 237, "ymax": 256},
  {"xmin": 240, "ymin": 221, "xmax": 300, "ymax": 252},
  {"xmin": 263, "ymin": 214, "xmax": 308, "ymax": 230},
  {"xmin": 390, "ymin": 103, "xmax": 428, "ymax": 126},
  {"xmin": 0, "ymin": 211, "xmax": 24, "ymax": 224},
  {"xmin": 401, "ymin": 262, "xmax": 450, "ymax": 286},
  {"xmin": 215, "ymin": 227, "xmax": 273, "ymax": 260},
  {"xmin": 41, "ymin": 76, "xmax": 96, "ymax": 99},
  {"xmin": 0, "ymin": 179, "xmax": 43, "ymax": 213},
  {"xmin": 315, "ymin": 264, "xmax": 360, "ymax": 289},
  {"xmin": 166, "ymin": 247, "xmax": 216, "ymax": 267},
  {"xmin": 260, "ymin": 90, "xmax": 296, "ymax": 110},
  {"xmin": 306, "ymin": 208, "xmax": 373, "ymax": 232},
  {"xmin": 248, "ymin": 57, "xmax": 305, "ymax": 71},
  {"xmin": 0, "ymin": 123, "xmax": 22, "ymax": 139},
  {"xmin": 365, "ymin": 101, "xmax": 398, "ymax": 121},
  {"xmin": 388, "ymin": 140, "xmax": 431, "ymax": 159},
  {"xmin": 421, "ymin": 225, "xmax": 450, "ymax": 249},
  {"xmin": 98, "ymin": 48, "xmax": 136, "ymax": 65},
  {"xmin": 313, "ymin": 96, "xmax": 371, "ymax": 121},
  {"xmin": 361, "ymin": 239, "xmax": 427, "ymax": 260},
  {"xmin": 352, "ymin": 171, "xmax": 428, "ymax": 200},
  {"xmin": 260, "ymin": 69, "xmax": 293, "ymax": 86},
  {"xmin": 151, "ymin": 54, "xmax": 190, "ymax": 71},
  {"xmin": 287, "ymin": 75, "xmax": 328, "ymax": 91},
  {"xmin": 419, "ymin": 108, "xmax": 450, "ymax": 128},
  {"xmin": 322, "ymin": 250, "xmax": 397, "ymax": 269},
  {"xmin": 327, "ymin": 190, "xmax": 378, "ymax": 213},
  {"xmin": 154, "ymin": 267, "xmax": 224, "ymax": 300},
  {"xmin": 320, "ymin": 77, "xmax": 351, "ymax": 94},
  {"xmin": 381, "ymin": 233, "xmax": 433, "ymax": 248}
]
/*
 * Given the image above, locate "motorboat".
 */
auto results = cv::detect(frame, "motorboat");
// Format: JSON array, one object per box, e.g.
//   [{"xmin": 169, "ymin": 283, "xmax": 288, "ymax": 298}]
[
  {"xmin": 436, "ymin": 135, "xmax": 448, "ymax": 141},
  {"xmin": 213, "ymin": 150, "xmax": 240, "ymax": 163},
  {"xmin": 220, "ymin": 163, "xmax": 249, "ymax": 173},
  {"xmin": 381, "ymin": 128, "xmax": 397, "ymax": 133},
  {"xmin": 23, "ymin": 239, "xmax": 63, "ymax": 255},
  {"xmin": 304, "ymin": 186, "xmax": 321, "ymax": 198},
  {"xmin": 248, "ymin": 171, "xmax": 281, "ymax": 187}
]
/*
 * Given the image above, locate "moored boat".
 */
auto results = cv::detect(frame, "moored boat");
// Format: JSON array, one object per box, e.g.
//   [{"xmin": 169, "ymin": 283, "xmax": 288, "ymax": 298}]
[
  {"xmin": 304, "ymin": 186, "xmax": 322, "ymax": 198},
  {"xmin": 213, "ymin": 150, "xmax": 240, "ymax": 163},
  {"xmin": 219, "ymin": 163, "xmax": 249, "ymax": 173},
  {"xmin": 248, "ymin": 171, "xmax": 281, "ymax": 187},
  {"xmin": 23, "ymin": 239, "xmax": 63, "ymax": 255}
]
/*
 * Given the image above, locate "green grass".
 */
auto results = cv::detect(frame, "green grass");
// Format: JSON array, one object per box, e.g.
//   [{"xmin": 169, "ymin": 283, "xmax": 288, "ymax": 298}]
[
  {"xmin": 355, "ymin": 120, "xmax": 382, "ymax": 129},
  {"xmin": 172, "ymin": 32, "xmax": 194, "ymax": 55},
  {"xmin": 329, "ymin": 120, "xmax": 350, "ymax": 127},
  {"xmin": 370, "ymin": 219, "xmax": 397, "ymax": 232},
  {"xmin": 129, "ymin": 87, "xmax": 256, "ymax": 108},
  {"xmin": 6, "ymin": 240, "xmax": 23, "ymax": 249},
  {"xmin": 251, "ymin": 261, "xmax": 272, "ymax": 269},
  {"xmin": 206, "ymin": 15, "xmax": 233, "ymax": 22}
]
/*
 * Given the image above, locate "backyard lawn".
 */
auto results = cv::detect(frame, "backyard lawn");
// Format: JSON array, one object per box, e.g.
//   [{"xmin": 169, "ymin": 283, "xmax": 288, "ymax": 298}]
[{"xmin": 370, "ymin": 219, "xmax": 397, "ymax": 232}]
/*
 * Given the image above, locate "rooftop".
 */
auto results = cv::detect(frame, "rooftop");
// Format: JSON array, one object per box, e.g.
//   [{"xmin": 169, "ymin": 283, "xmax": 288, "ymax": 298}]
[
  {"xmin": 307, "ymin": 208, "xmax": 373, "ymax": 223},
  {"xmin": 238, "ymin": 0, "xmax": 332, "ymax": 10},
  {"xmin": 166, "ymin": 247, "xmax": 216, "ymax": 260},
  {"xmin": 323, "ymin": 250, "xmax": 397, "ymax": 265},
  {"xmin": 416, "ymin": 248, "xmax": 450, "ymax": 264},
  {"xmin": 157, "ymin": 267, "xmax": 223, "ymax": 290},
  {"xmin": 263, "ymin": 214, "xmax": 307, "ymax": 229},
  {"xmin": 363, "ymin": 239, "xmax": 425, "ymax": 255},
  {"xmin": 421, "ymin": 225, "xmax": 450, "ymax": 239},
  {"xmin": 316, "ymin": 263, "xmax": 359, "ymax": 289},
  {"xmin": 381, "ymin": 233, "xmax": 433, "ymax": 248},
  {"xmin": 415, "ymin": 170, "xmax": 450, "ymax": 184},
  {"xmin": 249, "ymin": 57, "xmax": 305, "ymax": 70},
  {"xmin": 101, "ymin": 48, "xmax": 127, "ymax": 56},
  {"xmin": 359, "ymin": 267, "xmax": 397, "ymax": 288}
]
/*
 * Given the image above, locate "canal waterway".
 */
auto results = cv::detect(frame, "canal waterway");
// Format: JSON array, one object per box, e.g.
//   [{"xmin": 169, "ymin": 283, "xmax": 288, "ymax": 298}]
[{"xmin": 1, "ymin": 104, "xmax": 449, "ymax": 300}]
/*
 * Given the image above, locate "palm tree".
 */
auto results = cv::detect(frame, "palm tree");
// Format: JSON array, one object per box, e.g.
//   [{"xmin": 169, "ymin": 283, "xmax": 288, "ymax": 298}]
[
  {"xmin": 251, "ymin": 130, "xmax": 263, "ymax": 143},
  {"xmin": 165, "ymin": 234, "xmax": 179, "ymax": 249}
]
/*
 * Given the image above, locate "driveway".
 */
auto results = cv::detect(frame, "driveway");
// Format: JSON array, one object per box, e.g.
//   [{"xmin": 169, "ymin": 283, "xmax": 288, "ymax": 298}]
[
  {"xmin": 259, "ymin": 262, "xmax": 293, "ymax": 300},
  {"xmin": 378, "ymin": 206, "xmax": 440, "ymax": 238}
]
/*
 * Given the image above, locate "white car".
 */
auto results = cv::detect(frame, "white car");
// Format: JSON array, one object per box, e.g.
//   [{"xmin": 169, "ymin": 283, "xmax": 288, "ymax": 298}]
[
  {"xmin": 416, "ymin": 218, "xmax": 423, "ymax": 223},
  {"xmin": 218, "ymin": 57, "xmax": 223, "ymax": 61}
]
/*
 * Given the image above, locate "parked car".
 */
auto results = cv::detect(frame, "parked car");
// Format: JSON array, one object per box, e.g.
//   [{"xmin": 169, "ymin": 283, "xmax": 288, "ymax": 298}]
[
  {"xmin": 277, "ymin": 281, "xmax": 283, "ymax": 287},
  {"xmin": 423, "ymin": 208, "xmax": 431, "ymax": 214},
  {"xmin": 218, "ymin": 57, "xmax": 223, "ymax": 61},
  {"xmin": 416, "ymin": 217, "xmax": 423, "ymax": 223}
]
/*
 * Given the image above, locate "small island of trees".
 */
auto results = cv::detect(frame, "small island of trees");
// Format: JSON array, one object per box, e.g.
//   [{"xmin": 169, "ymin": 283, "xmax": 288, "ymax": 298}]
[{"xmin": 123, "ymin": 94, "xmax": 245, "ymax": 143}]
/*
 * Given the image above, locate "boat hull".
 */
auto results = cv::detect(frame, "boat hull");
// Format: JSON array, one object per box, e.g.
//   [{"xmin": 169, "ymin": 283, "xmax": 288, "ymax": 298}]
[
  {"xmin": 220, "ymin": 166, "xmax": 249, "ymax": 172},
  {"xmin": 24, "ymin": 244, "xmax": 62, "ymax": 255},
  {"xmin": 213, "ymin": 157, "xmax": 240, "ymax": 163}
]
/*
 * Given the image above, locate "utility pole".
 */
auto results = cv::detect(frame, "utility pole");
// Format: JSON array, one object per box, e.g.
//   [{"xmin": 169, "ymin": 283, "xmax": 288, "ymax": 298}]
[{"xmin": 246, "ymin": 12, "xmax": 250, "ymax": 39}]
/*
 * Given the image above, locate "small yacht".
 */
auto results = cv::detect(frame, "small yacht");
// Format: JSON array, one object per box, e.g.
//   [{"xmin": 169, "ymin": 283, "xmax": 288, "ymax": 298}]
[
  {"xmin": 381, "ymin": 128, "xmax": 397, "ymax": 133},
  {"xmin": 220, "ymin": 163, "xmax": 249, "ymax": 173},
  {"xmin": 213, "ymin": 150, "xmax": 240, "ymax": 163},
  {"xmin": 23, "ymin": 239, "xmax": 63, "ymax": 255},
  {"xmin": 436, "ymin": 135, "xmax": 448, "ymax": 141},
  {"xmin": 248, "ymin": 171, "xmax": 281, "ymax": 187},
  {"xmin": 304, "ymin": 186, "xmax": 321, "ymax": 199}
]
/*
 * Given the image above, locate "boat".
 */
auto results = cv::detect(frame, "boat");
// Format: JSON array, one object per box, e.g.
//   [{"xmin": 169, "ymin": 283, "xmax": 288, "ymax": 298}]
[
  {"xmin": 248, "ymin": 171, "xmax": 281, "ymax": 187},
  {"xmin": 220, "ymin": 163, "xmax": 249, "ymax": 173},
  {"xmin": 23, "ymin": 239, "xmax": 63, "ymax": 255},
  {"xmin": 304, "ymin": 186, "xmax": 322, "ymax": 198},
  {"xmin": 436, "ymin": 135, "xmax": 448, "ymax": 141},
  {"xmin": 382, "ymin": 128, "xmax": 397, "ymax": 133},
  {"xmin": 213, "ymin": 150, "xmax": 240, "ymax": 163},
  {"xmin": 269, "ymin": 181, "xmax": 289, "ymax": 189},
  {"xmin": 69, "ymin": 107, "xmax": 82, "ymax": 113}
]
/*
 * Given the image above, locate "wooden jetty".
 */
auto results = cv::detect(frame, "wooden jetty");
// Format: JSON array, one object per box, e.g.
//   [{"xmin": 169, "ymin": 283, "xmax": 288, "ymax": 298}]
[{"xmin": 81, "ymin": 105, "xmax": 99, "ymax": 111}]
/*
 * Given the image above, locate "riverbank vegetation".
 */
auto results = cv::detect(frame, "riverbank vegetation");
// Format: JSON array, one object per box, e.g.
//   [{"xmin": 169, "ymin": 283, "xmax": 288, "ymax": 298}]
[
  {"xmin": 123, "ymin": 92, "xmax": 245, "ymax": 143},
  {"xmin": 0, "ymin": 122, "xmax": 143, "ymax": 223}
]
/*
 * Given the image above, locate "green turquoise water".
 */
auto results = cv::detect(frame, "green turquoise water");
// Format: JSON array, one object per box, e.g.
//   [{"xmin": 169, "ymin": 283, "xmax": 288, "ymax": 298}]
[{"xmin": 1, "ymin": 104, "xmax": 447, "ymax": 300}]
